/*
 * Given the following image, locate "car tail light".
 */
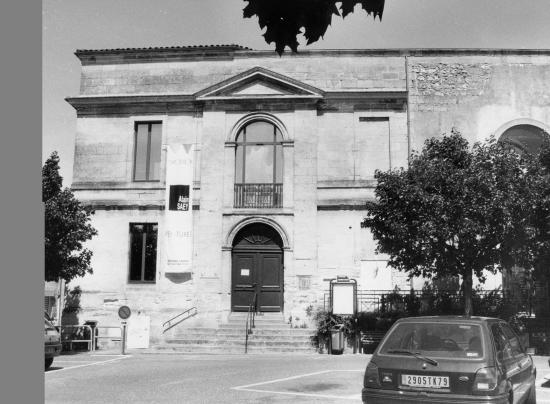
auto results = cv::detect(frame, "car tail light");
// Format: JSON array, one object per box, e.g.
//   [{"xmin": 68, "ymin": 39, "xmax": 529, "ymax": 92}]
[
  {"xmin": 364, "ymin": 361, "xmax": 381, "ymax": 388},
  {"xmin": 473, "ymin": 367, "xmax": 499, "ymax": 392}
]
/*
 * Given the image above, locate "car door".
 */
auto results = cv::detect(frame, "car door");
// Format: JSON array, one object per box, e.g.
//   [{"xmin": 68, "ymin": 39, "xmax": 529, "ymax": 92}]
[
  {"xmin": 490, "ymin": 322, "xmax": 532, "ymax": 404},
  {"xmin": 499, "ymin": 322, "xmax": 534, "ymax": 403}
]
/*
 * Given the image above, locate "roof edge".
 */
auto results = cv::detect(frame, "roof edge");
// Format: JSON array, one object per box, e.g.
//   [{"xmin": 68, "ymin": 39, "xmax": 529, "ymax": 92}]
[{"xmin": 75, "ymin": 46, "xmax": 550, "ymax": 64}]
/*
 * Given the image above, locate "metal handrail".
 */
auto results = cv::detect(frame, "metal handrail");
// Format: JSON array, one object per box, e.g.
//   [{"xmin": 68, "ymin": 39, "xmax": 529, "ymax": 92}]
[
  {"xmin": 244, "ymin": 292, "xmax": 257, "ymax": 354},
  {"xmin": 162, "ymin": 307, "xmax": 198, "ymax": 333}
]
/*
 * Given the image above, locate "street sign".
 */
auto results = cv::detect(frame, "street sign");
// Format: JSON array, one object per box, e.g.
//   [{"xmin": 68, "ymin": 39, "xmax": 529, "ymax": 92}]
[{"xmin": 118, "ymin": 305, "xmax": 131, "ymax": 320}]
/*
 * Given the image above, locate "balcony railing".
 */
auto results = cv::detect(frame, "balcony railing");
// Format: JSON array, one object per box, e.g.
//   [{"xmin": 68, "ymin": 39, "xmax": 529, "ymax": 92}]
[{"xmin": 234, "ymin": 183, "xmax": 282, "ymax": 208}]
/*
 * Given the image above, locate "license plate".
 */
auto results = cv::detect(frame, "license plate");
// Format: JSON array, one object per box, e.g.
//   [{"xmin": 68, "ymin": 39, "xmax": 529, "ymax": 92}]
[
  {"xmin": 45, "ymin": 346, "xmax": 57, "ymax": 353},
  {"xmin": 401, "ymin": 374, "xmax": 449, "ymax": 388}
]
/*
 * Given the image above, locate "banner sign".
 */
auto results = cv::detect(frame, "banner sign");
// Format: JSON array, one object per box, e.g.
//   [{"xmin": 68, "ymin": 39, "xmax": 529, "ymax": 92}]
[
  {"xmin": 164, "ymin": 144, "xmax": 194, "ymax": 273},
  {"xmin": 169, "ymin": 185, "xmax": 190, "ymax": 211}
]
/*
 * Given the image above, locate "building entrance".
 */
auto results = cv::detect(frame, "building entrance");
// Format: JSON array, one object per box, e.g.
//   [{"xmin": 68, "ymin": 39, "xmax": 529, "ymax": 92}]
[{"xmin": 231, "ymin": 223, "xmax": 284, "ymax": 312}]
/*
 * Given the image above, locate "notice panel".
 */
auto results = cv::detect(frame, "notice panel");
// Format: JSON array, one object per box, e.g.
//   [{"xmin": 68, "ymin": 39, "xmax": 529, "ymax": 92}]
[{"xmin": 332, "ymin": 283, "xmax": 355, "ymax": 315}]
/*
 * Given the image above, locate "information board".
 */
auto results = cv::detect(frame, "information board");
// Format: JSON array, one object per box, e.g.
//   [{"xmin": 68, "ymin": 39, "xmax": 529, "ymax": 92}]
[{"xmin": 332, "ymin": 283, "xmax": 356, "ymax": 315}]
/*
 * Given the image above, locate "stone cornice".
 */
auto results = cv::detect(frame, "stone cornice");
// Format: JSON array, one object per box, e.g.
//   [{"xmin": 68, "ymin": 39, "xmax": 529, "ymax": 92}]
[
  {"xmin": 72, "ymin": 181, "xmax": 166, "ymax": 190},
  {"xmin": 75, "ymin": 47, "xmax": 550, "ymax": 65},
  {"xmin": 66, "ymin": 90, "xmax": 408, "ymax": 116}
]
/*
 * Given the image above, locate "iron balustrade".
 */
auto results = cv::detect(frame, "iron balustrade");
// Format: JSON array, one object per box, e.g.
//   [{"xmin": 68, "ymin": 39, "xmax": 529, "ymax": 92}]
[{"xmin": 234, "ymin": 183, "xmax": 282, "ymax": 208}]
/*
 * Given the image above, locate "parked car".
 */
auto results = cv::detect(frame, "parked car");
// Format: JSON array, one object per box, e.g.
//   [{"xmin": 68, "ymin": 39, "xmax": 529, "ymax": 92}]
[
  {"xmin": 44, "ymin": 312, "xmax": 62, "ymax": 370},
  {"xmin": 362, "ymin": 316, "xmax": 536, "ymax": 404}
]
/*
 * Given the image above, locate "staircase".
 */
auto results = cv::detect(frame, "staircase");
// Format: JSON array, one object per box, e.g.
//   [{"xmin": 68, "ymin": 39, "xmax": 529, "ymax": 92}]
[{"xmin": 156, "ymin": 312, "xmax": 316, "ymax": 354}]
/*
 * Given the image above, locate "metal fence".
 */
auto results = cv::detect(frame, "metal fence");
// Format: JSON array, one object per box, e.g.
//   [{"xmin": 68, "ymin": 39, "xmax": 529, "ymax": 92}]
[
  {"xmin": 322, "ymin": 288, "xmax": 550, "ymax": 354},
  {"xmin": 61, "ymin": 325, "xmax": 122, "ymax": 352},
  {"xmin": 61, "ymin": 325, "xmax": 94, "ymax": 351},
  {"xmin": 323, "ymin": 288, "xmax": 544, "ymax": 315}
]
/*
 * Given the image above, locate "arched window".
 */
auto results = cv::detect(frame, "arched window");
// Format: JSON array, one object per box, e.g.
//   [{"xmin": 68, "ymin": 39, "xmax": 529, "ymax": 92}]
[
  {"xmin": 499, "ymin": 124, "xmax": 549, "ymax": 155},
  {"xmin": 234, "ymin": 121, "xmax": 283, "ymax": 208}
]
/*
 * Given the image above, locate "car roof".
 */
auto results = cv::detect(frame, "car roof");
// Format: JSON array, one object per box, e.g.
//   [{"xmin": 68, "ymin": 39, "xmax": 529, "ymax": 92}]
[{"xmin": 394, "ymin": 315, "xmax": 499, "ymax": 323}]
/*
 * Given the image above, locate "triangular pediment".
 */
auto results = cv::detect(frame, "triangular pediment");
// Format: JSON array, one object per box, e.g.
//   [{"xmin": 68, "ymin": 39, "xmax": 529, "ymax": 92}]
[{"xmin": 195, "ymin": 67, "xmax": 323, "ymax": 100}]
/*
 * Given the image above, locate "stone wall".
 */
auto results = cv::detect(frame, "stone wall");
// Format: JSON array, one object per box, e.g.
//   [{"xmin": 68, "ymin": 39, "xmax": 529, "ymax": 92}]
[
  {"xmin": 79, "ymin": 55, "xmax": 406, "ymax": 95},
  {"xmin": 409, "ymin": 55, "xmax": 550, "ymax": 148}
]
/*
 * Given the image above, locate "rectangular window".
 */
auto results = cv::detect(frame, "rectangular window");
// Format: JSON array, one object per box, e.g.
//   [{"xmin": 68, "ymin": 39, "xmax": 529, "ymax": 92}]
[
  {"xmin": 134, "ymin": 122, "xmax": 162, "ymax": 181},
  {"xmin": 356, "ymin": 117, "xmax": 390, "ymax": 180},
  {"xmin": 129, "ymin": 223, "xmax": 158, "ymax": 282}
]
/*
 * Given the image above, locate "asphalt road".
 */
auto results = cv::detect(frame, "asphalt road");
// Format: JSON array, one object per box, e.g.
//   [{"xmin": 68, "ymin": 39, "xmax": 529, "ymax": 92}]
[{"xmin": 45, "ymin": 352, "xmax": 550, "ymax": 404}]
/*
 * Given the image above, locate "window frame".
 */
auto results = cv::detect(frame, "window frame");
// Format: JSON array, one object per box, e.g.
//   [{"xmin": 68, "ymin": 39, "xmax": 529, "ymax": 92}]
[
  {"xmin": 133, "ymin": 121, "xmax": 162, "ymax": 182},
  {"xmin": 234, "ymin": 120, "xmax": 283, "ymax": 185},
  {"xmin": 128, "ymin": 222, "xmax": 158, "ymax": 284}
]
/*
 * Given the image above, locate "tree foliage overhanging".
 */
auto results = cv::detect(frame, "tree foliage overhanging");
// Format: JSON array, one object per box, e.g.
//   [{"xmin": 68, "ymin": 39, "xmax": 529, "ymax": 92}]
[
  {"xmin": 43, "ymin": 152, "xmax": 97, "ymax": 283},
  {"xmin": 243, "ymin": 0, "xmax": 385, "ymax": 55},
  {"xmin": 362, "ymin": 130, "xmax": 550, "ymax": 316}
]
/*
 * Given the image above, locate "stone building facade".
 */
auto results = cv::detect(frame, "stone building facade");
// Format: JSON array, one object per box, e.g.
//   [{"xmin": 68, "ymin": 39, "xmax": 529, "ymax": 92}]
[{"xmin": 66, "ymin": 46, "xmax": 550, "ymax": 343}]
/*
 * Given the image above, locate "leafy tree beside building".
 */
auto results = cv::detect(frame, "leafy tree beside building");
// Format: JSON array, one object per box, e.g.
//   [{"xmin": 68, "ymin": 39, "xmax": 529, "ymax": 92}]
[
  {"xmin": 43, "ymin": 151, "xmax": 97, "ymax": 283},
  {"xmin": 362, "ymin": 131, "xmax": 546, "ymax": 316}
]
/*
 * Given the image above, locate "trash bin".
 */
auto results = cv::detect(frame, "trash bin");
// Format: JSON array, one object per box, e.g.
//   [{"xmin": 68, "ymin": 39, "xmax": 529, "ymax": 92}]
[
  {"xmin": 330, "ymin": 324, "xmax": 345, "ymax": 355},
  {"xmin": 84, "ymin": 320, "xmax": 99, "ymax": 350},
  {"xmin": 361, "ymin": 335, "xmax": 378, "ymax": 354}
]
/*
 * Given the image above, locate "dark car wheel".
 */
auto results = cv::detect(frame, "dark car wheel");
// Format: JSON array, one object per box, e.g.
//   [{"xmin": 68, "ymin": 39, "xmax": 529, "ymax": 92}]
[
  {"xmin": 525, "ymin": 384, "xmax": 536, "ymax": 404},
  {"xmin": 45, "ymin": 357, "xmax": 53, "ymax": 370}
]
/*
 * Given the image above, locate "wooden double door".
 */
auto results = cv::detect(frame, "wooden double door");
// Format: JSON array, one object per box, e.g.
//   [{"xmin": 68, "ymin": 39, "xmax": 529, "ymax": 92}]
[{"xmin": 231, "ymin": 249, "xmax": 283, "ymax": 312}]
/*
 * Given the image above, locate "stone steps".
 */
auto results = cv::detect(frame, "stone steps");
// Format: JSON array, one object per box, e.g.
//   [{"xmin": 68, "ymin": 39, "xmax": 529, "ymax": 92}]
[
  {"xmin": 172, "ymin": 333, "xmax": 312, "ymax": 341},
  {"xmin": 151, "ymin": 343, "xmax": 316, "ymax": 354},
  {"xmin": 160, "ymin": 313, "xmax": 317, "ymax": 354},
  {"xmin": 165, "ymin": 338, "xmax": 313, "ymax": 348},
  {"xmin": 174, "ymin": 327, "xmax": 312, "ymax": 336}
]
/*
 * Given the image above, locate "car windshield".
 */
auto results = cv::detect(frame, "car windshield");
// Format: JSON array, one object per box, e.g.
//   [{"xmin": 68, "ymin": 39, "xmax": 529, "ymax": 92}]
[{"xmin": 379, "ymin": 322, "xmax": 484, "ymax": 359}]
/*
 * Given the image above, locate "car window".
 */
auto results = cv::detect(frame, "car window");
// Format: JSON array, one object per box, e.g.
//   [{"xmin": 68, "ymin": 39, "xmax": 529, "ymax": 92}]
[
  {"xmin": 379, "ymin": 322, "xmax": 484, "ymax": 359},
  {"xmin": 499, "ymin": 322, "xmax": 525, "ymax": 357},
  {"xmin": 491, "ymin": 323, "xmax": 514, "ymax": 362}
]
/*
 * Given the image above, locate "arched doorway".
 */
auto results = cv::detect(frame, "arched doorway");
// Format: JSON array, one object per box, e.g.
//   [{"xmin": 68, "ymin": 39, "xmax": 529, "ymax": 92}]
[{"xmin": 231, "ymin": 223, "xmax": 284, "ymax": 312}]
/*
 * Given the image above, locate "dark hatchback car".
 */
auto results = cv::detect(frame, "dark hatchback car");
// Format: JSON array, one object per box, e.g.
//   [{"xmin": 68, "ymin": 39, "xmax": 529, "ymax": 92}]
[
  {"xmin": 362, "ymin": 316, "xmax": 536, "ymax": 404},
  {"xmin": 45, "ymin": 313, "xmax": 62, "ymax": 370}
]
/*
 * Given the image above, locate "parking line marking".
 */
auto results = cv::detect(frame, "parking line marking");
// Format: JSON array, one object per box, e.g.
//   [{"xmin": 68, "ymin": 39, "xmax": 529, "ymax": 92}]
[
  {"xmin": 231, "ymin": 369, "xmax": 364, "ymax": 401},
  {"xmin": 232, "ymin": 388, "xmax": 361, "ymax": 401},
  {"xmin": 232, "ymin": 369, "xmax": 363, "ymax": 390},
  {"xmin": 232, "ymin": 370, "xmax": 333, "ymax": 390},
  {"xmin": 46, "ymin": 355, "xmax": 130, "ymax": 373}
]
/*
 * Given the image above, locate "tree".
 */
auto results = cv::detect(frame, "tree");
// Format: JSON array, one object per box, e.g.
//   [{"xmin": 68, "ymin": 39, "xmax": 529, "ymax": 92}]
[
  {"xmin": 43, "ymin": 152, "xmax": 97, "ymax": 283},
  {"xmin": 361, "ymin": 131, "xmax": 537, "ymax": 316},
  {"xmin": 243, "ymin": 0, "xmax": 385, "ymax": 55},
  {"xmin": 521, "ymin": 139, "xmax": 550, "ymax": 314}
]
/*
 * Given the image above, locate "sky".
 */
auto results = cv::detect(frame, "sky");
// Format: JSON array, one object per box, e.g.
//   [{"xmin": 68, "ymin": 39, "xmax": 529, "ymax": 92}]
[{"xmin": 43, "ymin": 0, "xmax": 550, "ymax": 185}]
